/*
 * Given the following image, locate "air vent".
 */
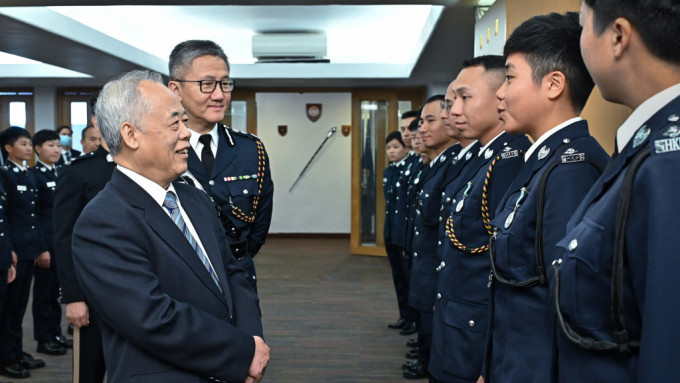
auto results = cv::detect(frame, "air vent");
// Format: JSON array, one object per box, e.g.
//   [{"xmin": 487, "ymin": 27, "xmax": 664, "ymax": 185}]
[{"xmin": 252, "ymin": 32, "xmax": 328, "ymax": 63}]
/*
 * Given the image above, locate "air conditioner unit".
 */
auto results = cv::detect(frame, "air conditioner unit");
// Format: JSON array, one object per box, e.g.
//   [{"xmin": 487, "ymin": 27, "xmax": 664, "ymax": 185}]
[{"xmin": 252, "ymin": 32, "xmax": 329, "ymax": 63}]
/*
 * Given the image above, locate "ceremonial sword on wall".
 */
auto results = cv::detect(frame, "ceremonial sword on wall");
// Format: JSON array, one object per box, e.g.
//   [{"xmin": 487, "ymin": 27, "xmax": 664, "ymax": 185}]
[{"xmin": 289, "ymin": 126, "xmax": 337, "ymax": 192}]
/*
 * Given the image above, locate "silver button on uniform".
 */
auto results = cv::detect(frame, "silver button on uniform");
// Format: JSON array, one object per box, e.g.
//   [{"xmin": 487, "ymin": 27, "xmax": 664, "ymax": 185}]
[{"xmin": 568, "ymin": 239, "xmax": 578, "ymax": 252}]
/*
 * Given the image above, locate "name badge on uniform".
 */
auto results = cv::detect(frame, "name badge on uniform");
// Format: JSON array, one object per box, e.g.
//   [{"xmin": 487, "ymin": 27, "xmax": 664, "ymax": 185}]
[
  {"xmin": 17, "ymin": 185, "xmax": 27, "ymax": 192},
  {"xmin": 46, "ymin": 181, "xmax": 56, "ymax": 188}
]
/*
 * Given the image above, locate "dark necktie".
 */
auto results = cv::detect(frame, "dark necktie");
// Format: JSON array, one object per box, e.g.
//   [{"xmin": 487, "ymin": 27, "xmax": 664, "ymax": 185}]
[
  {"xmin": 163, "ymin": 191, "xmax": 222, "ymax": 292},
  {"xmin": 199, "ymin": 134, "xmax": 214, "ymax": 175},
  {"xmin": 64, "ymin": 151, "xmax": 71, "ymax": 163}
]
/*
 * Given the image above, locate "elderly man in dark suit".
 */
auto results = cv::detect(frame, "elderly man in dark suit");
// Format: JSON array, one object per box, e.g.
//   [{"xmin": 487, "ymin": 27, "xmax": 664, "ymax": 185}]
[{"xmin": 71, "ymin": 70, "xmax": 269, "ymax": 383}]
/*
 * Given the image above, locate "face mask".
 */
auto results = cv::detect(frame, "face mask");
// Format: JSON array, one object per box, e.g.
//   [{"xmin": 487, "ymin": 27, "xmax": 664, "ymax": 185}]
[{"xmin": 60, "ymin": 135, "xmax": 72, "ymax": 147}]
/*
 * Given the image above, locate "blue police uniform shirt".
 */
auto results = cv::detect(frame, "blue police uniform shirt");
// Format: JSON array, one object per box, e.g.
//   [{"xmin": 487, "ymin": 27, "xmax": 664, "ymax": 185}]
[
  {"xmin": 429, "ymin": 132, "xmax": 530, "ymax": 382},
  {"xmin": 554, "ymin": 85, "xmax": 680, "ymax": 383},
  {"xmin": 408, "ymin": 143, "xmax": 460, "ymax": 312},
  {"xmin": 0, "ymin": 160, "xmax": 46, "ymax": 261},
  {"xmin": 484, "ymin": 120, "xmax": 609, "ymax": 383}
]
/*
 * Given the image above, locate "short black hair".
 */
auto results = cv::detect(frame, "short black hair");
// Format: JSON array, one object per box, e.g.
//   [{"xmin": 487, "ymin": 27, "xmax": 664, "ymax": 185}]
[
  {"xmin": 82, "ymin": 125, "xmax": 96, "ymax": 140},
  {"xmin": 0, "ymin": 126, "xmax": 31, "ymax": 160},
  {"xmin": 504, "ymin": 12, "xmax": 594, "ymax": 111},
  {"xmin": 56, "ymin": 125, "xmax": 72, "ymax": 135},
  {"xmin": 584, "ymin": 0, "xmax": 680, "ymax": 65},
  {"xmin": 425, "ymin": 94, "xmax": 445, "ymax": 105},
  {"xmin": 33, "ymin": 129, "xmax": 60, "ymax": 150},
  {"xmin": 462, "ymin": 55, "xmax": 506, "ymax": 89},
  {"xmin": 386, "ymin": 131, "xmax": 405, "ymax": 146},
  {"xmin": 401, "ymin": 110, "xmax": 420, "ymax": 120},
  {"xmin": 407, "ymin": 117, "xmax": 420, "ymax": 132}
]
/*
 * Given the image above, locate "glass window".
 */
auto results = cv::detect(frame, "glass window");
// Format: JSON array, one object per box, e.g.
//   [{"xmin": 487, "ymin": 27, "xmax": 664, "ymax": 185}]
[
  {"xmin": 70, "ymin": 101, "xmax": 88, "ymax": 152},
  {"xmin": 230, "ymin": 101, "xmax": 247, "ymax": 132},
  {"xmin": 9, "ymin": 102, "xmax": 26, "ymax": 128}
]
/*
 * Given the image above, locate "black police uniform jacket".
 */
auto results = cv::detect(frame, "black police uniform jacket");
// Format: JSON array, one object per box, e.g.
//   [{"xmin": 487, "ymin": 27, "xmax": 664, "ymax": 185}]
[
  {"xmin": 30, "ymin": 162, "xmax": 59, "ymax": 250},
  {"xmin": 553, "ymin": 95, "xmax": 680, "ymax": 382},
  {"xmin": 187, "ymin": 125, "xmax": 273, "ymax": 279},
  {"xmin": 485, "ymin": 120, "xmax": 609, "ymax": 383},
  {"xmin": 72, "ymin": 169, "xmax": 263, "ymax": 383},
  {"xmin": 0, "ymin": 178, "xmax": 12, "ymax": 271},
  {"xmin": 429, "ymin": 132, "xmax": 530, "ymax": 383}
]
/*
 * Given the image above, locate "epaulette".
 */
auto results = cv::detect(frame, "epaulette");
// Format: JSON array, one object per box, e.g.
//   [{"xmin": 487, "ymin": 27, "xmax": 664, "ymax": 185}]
[
  {"xmin": 70, "ymin": 151, "xmax": 97, "ymax": 164},
  {"xmin": 651, "ymin": 113, "xmax": 680, "ymax": 155},
  {"xmin": 229, "ymin": 127, "xmax": 261, "ymax": 141},
  {"xmin": 499, "ymin": 145, "xmax": 521, "ymax": 160}
]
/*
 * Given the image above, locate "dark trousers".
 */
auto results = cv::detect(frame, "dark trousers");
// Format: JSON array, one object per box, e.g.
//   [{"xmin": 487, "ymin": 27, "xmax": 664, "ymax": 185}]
[
  {"xmin": 386, "ymin": 242, "xmax": 416, "ymax": 321},
  {"xmin": 418, "ymin": 309, "xmax": 433, "ymax": 365},
  {"xmin": 0, "ymin": 268, "xmax": 7, "ymax": 320},
  {"xmin": 73, "ymin": 309, "xmax": 106, "ymax": 383},
  {"xmin": 0, "ymin": 260, "xmax": 34, "ymax": 362},
  {"xmin": 33, "ymin": 256, "xmax": 63, "ymax": 342}
]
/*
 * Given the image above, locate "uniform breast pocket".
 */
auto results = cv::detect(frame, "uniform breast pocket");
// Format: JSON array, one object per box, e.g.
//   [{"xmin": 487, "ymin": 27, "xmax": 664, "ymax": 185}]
[
  {"xmin": 225, "ymin": 179, "xmax": 260, "ymax": 212},
  {"xmin": 557, "ymin": 217, "xmax": 608, "ymax": 330},
  {"xmin": 494, "ymin": 208, "xmax": 533, "ymax": 279}
]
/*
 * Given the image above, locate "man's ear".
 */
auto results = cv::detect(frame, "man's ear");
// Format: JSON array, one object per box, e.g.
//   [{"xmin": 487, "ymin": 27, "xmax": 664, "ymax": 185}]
[
  {"xmin": 120, "ymin": 122, "xmax": 140, "ymax": 150},
  {"xmin": 545, "ymin": 71, "xmax": 566, "ymax": 101},
  {"xmin": 167, "ymin": 81, "xmax": 182, "ymax": 100},
  {"xmin": 611, "ymin": 17, "xmax": 632, "ymax": 59}
]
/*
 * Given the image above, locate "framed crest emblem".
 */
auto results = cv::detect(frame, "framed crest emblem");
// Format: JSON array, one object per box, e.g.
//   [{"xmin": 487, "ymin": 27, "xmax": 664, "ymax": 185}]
[{"xmin": 306, "ymin": 103, "xmax": 322, "ymax": 122}]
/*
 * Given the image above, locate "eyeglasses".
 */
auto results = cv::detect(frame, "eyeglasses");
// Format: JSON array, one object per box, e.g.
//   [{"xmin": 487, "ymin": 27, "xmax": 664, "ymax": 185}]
[
  {"xmin": 440, "ymin": 102, "xmax": 453, "ymax": 114},
  {"xmin": 174, "ymin": 79, "xmax": 235, "ymax": 94}
]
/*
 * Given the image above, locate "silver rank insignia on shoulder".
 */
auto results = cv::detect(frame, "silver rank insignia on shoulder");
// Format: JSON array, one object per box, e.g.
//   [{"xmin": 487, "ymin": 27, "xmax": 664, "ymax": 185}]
[
  {"xmin": 561, "ymin": 148, "xmax": 586, "ymax": 163},
  {"xmin": 563, "ymin": 138, "xmax": 571, "ymax": 144},
  {"xmin": 632, "ymin": 125, "xmax": 650, "ymax": 148},
  {"xmin": 654, "ymin": 126, "xmax": 680, "ymax": 154},
  {"xmin": 484, "ymin": 148, "xmax": 493, "ymax": 159},
  {"xmin": 466, "ymin": 152, "xmax": 473, "ymax": 161},
  {"xmin": 668, "ymin": 114, "xmax": 679, "ymax": 122},
  {"xmin": 537, "ymin": 145, "xmax": 550, "ymax": 160}
]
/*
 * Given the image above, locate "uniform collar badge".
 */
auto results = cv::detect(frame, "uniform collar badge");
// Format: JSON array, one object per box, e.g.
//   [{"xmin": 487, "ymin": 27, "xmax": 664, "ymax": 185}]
[
  {"xmin": 632, "ymin": 125, "xmax": 650, "ymax": 148},
  {"xmin": 440, "ymin": 155, "xmax": 446, "ymax": 163},
  {"xmin": 537, "ymin": 145, "xmax": 550, "ymax": 160},
  {"xmin": 484, "ymin": 148, "xmax": 493, "ymax": 159},
  {"xmin": 465, "ymin": 152, "xmax": 473, "ymax": 161}
]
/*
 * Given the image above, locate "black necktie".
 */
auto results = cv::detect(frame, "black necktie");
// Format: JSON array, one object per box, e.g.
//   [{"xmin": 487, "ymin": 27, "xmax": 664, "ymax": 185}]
[{"xmin": 199, "ymin": 134, "xmax": 214, "ymax": 175}]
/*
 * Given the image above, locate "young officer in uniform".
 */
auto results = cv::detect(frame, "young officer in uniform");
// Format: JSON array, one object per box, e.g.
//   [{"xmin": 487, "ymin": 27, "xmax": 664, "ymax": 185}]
[
  {"xmin": 0, "ymin": 171, "xmax": 17, "ymax": 370},
  {"xmin": 55, "ymin": 126, "xmax": 81, "ymax": 166},
  {"xmin": 428, "ymin": 56, "xmax": 530, "ymax": 383},
  {"xmin": 54, "ymin": 130, "xmax": 115, "ymax": 383},
  {"xmin": 403, "ymin": 95, "xmax": 460, "ymax": 379},
  {"xmin": 31, "ymin": 130, "xmax": 71, "ymax": 356},
  {"xmin": 169, "ymin": 40, "xmax": 273, "ymax": 292},
  {"xmin": 483, "ymin": 12, "xmax": 609, "ymax": 383},
  {"xmin": 0, "ymin": 127, "xmax": 48, "ymax": 379},
  {"xmin": 384, "ymin": 131, "xmax": 414, "ymax": 334},
  {"xmin": 552, "ymin": 1, "xmax": 680, "ymax": 381}
]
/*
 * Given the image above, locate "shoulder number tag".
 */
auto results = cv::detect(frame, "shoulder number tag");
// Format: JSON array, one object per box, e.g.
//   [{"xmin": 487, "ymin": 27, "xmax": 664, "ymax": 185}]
[{"xmin": 17, "ymin": 185, "xmax": 27, "ymax": 192}]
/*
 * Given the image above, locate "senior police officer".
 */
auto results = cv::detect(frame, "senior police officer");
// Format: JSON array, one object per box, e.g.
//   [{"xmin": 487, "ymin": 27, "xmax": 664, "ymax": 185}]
[
  {"xmin": 168, "ymin": 40, "xmax": 273, "ymax": 292},
  {"xmin": 552, "ymin": 1, "xmax": 680, "ymax": 381}
]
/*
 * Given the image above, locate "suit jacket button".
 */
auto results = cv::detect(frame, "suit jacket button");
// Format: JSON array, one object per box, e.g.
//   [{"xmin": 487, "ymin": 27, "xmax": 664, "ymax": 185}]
[
  {"xmin": 209, "ymin": 180, "xmax": 215, "ymax": 186},
  {"xmin": 469, "ymin": 320, "xmax": 475, "ymax": 327},
  {"xmin": 568, "ymin": 239, "xmax": 578, "ymax": 252},
  {"xmin": 436, "ymin": 293, "xmax": 441, "ymax": 300}
]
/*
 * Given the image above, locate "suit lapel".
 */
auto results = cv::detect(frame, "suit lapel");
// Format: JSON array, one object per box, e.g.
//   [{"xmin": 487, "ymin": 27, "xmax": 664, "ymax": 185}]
[{"xmin": 111, "ymin": 171, "xmax": 229, "ymax": 307}]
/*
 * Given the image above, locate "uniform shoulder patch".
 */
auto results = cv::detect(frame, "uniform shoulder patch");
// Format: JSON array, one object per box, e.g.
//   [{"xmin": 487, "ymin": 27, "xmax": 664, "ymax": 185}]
[
  {"xmin": 653, "ymin": 124, "xmax": 680, "ymax": 155},
  {"xmin": 500, "ymin": 146, "xmax": 519, "ymax": 160},
  {"xmin": 229, "ymin": 127, "xmax": 261, "ymax": 141},
  {"xmin": 560, "ymin": 147, "xmax": 586, "ymax": 163},
  {"xmin": 69, "ymin": 152, "xmax": 96, "ymax": 164}
]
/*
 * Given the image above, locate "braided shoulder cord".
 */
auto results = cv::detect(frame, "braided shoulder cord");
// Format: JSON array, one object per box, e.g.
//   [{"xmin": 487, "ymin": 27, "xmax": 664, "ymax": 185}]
[
  {"xmin": 230, "ymin": 139, "xmax": 266, "ymax": 223},
  {"xmin": 445, "ymin": 153, "xmax": 503, "ymax": 254}
]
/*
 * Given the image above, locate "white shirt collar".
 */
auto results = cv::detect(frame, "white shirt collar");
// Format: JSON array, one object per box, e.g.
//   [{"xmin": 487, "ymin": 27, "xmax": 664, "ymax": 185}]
[
  {"xmin": 189, "ymin": 123, "xmax": 219, "ymax": 152},
  {"xmin": 9, "ymin": 160, "xmax": 26, "ymax": 171},
  {"xmin": 478, "ymin": 131, "xmax": 504, "ymax": 157},
  {"xmin": 117, "ymin": 165, "xmax": 174, "ymax": 209},
  {"xmin": 524, "ymin": 117, "xmax": 581, "ymax": 161},
  {"xmin": 617, "ymin": 83, "xmax": 680, "ymax": 151},
  {"xmin": 457, "ymin": 140, "xmax": 478, "ymax": 160},
  {"xmin": 37, "ymin": 160, "xmax": 55, "ymax": 171}
]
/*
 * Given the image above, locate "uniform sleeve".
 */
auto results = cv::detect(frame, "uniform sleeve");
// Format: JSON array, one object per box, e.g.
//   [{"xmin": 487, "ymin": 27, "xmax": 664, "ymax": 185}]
[
  {"xmin": 53, "ymin": 165, "xmax": 87, "ymax": 303},
  {"xmin": 247, "ymin": 143, "xmax": 273, "ymax": 257}
]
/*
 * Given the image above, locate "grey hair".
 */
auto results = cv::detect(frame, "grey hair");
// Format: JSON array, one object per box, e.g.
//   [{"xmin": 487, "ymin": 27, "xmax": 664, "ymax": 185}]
[
  {"xmin": 95, "ymin": 70, "xmax": 163, "ymax": 156},
  {"xmin": 169, "ymin": 40, "xmax": 230, "ymax": 80}
]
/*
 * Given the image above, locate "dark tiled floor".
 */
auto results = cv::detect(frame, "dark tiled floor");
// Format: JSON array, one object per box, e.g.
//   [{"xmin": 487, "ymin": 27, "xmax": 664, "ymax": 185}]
[{"xmin": 16, "ymin": 237, "xmax": 412, "ymax": 382}]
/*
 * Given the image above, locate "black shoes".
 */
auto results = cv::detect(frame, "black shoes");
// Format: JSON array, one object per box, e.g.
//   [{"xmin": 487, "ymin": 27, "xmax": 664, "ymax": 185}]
[
  {"xmin": 403, "ymin": 360, "xmax": 429, "ymax": 379},
  {"xmin": 406, "ymin": 338, "xmax": 418, "ymax": 348},
  {"xmin": 400, "ymin": 321, "xmax": 417, "ymax": 335},
  {"xmin": 37, "ymin": 340, "xmax": 67, "ymax": 355},
  {"xmin": 405, "ymin": 348, "xmax": 420, "ymax": 359},
  {"xmin": 0, "ymin": 361, "xmax": 30, "ymax": 378},
  {"xmin": 388, "ymin": 318, "xmax": 407, "ymax": 329},
  {"xmin": 18, "ymin": 352, "xmax": 45, "ymax": 369},
  {"xmin": 55, "ymin": 334, "xmax": 73, "ymax": 349}
]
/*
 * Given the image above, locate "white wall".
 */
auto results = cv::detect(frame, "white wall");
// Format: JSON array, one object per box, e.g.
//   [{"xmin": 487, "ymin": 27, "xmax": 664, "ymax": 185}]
[
  {"xmin": 474, "ymin": 0, "xmax": 507, "ymax": 57},
  {"xmin": 33, "ymin": 86, "xmax": 57, "ymax": 132},
  {"xmin": 256, "ymin": 92, "xmax": 352, "ymax": 233}
]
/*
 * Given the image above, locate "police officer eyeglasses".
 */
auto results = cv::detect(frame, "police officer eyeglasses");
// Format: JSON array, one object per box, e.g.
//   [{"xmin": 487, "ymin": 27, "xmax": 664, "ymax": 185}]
[
  {"xmin": 440, "ymin": 102, "xmax": 452, "ymax": 114},
  {"xmin": 174, "ymin": 79, "xmax": 236, "ymax": 94}
]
